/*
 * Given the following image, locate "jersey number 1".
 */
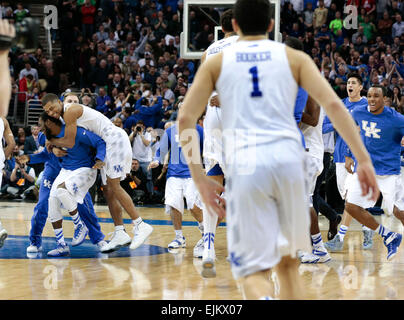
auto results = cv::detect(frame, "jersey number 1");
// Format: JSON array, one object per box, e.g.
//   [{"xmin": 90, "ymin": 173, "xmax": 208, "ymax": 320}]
[{"xmin": 249, "ymin": 66, "xmax": 263, "ymax": 97}]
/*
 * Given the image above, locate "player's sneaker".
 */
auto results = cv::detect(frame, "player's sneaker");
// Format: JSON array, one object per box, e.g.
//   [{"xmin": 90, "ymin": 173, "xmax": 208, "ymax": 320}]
[
  {"xmin": 71, "ymin": 223, "xmax": 88, "ymax": 246},
  {"xmin": 312, "ymin": 248, "xmax": 332, "ymax": 263},
  {"xmin": 168, "ymin": 236, "xmax": 186, "ymax": 249},
  {"xmin": 362, "ymin": 229, "xmax": 374, "ymax": 250},
  {"xmin": 299, "ymin": 251, "xmax": 320, "ymax": 264},
  {"xmin": 193, "ymin": 237, "xmax": 204, "ymax": 258},
  {"xmin": 202, "ymin": 249, "xmax": 216, "ymax": 278},
  {"xmin": 324, "ymin": 234, "xmax": 344, "ymax": 252},
  {"xmin": 384, "ymin": 232, "xmax": 402, "ymax": 261},
  {"xmin": 130, "ymin": 221, "xmax": 153, "ymax": 250},
  {"xmin": 47, "ymin": 243, "xmax": 70, "ymax": 257},
  {"xmin": 0, "ymin": 228, "xmax": 7, "ymax": 248},
  {"xmin": 100, "ymin": 230, "xmax": 131, "ymax": 253},
  {"xmin": 27, "ymin": 244, "xmax": 42, "ymax": 253}
]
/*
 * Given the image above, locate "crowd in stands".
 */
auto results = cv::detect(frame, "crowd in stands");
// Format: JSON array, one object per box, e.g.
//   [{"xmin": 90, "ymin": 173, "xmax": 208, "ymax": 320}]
[{"xmin": 3, "ymin": 0, "xmax": 404, "ymax": 204}]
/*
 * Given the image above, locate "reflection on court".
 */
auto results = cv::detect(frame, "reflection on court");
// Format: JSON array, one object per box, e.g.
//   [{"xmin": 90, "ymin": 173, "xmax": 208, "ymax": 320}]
[{"xmin": 1, "ymin": 201, "xmax": 404, "ymax": 299}]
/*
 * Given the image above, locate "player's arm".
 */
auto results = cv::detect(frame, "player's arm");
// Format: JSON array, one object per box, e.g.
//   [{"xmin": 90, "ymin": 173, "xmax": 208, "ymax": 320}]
[
  {"xmin": 287, "ymin": 47, "xmax": 379, "ymax": 200},
  {"xmin": 300, "ymin": 96, "xmax": 320, "ymax": 127},
  {"xmin": 49, "ymin": 105, "xmax": 81, "ymax": 148},
  {"xmin": 78, "ymin": 128, "xmax": 106, "ymax": 168},
  {"xmin": 2, "ymin": 117, "xmax": 15, "ymax": 159},
  {"xmin": 178, "ymin": 53, "xmax": 225, "ymax": 217},
  {"xmin": 0, "ymin": 20, "xmax": 15, "ymax": 117}
]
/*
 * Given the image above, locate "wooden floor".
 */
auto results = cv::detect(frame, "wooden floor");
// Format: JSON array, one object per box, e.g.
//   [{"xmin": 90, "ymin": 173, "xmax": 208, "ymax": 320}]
[{"xmin": 1, "ymin": 201, "xmax": 404, "ymax": 300}]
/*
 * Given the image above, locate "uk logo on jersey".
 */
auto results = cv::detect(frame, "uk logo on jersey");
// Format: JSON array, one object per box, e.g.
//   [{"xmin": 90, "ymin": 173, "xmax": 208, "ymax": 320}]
[
  {"xmin": 362, "ymin": 120, "xmax": 381, "ymax": 139},
  {"xmin": 114, "ymin": 165, "xmax": 123, "ymax": 173},
  {"xmin": 43, "ymin": 179, "xmax": 52, "ymax": 189},
  {"xmin": 72, "ymin": 183, "xmax": 79, "ymax": 194}
]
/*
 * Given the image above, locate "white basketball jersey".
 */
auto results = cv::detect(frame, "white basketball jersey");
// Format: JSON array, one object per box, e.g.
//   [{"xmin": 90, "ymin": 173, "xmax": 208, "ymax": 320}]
[
  {"xmin": 300, "ymin": 108, "xmax": 325, "ymax": 160},
  {"xmin": 203, "ymin": 35, "xmax": 239, "ymax": 166},
  {"xmin": 64, "ymin": 103, "xmax": 115, "ymax": 139},
  {"xmin": 216, "ymin": 40, "xmax": 300, "ymax": 153}
]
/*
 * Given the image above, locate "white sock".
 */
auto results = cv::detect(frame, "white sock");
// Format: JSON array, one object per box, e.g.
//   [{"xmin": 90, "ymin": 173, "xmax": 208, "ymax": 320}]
[
  {"xmin": 203, "ymin": 207, "xmax": 218, "ymax": 251},
  {"xmin": 132, "ymin": 217, "xmax": 142, "ymax": 226},
  {"xmin": 175, "ymin": 230, "xmax": 183, "ymax": 239},
  {"xmin": 54, "ymin": 228, "xmax": 65, "ymax": 245},
  {"xmin": 198, "ymin": 221, "xmax": 204, "ymax": 235},
  {"xmin": 71, "ymin": 212, "xmax": 82, "ymax": 229},
  {"xmin": 362, "ymin": 225, "xmax": 371, "ymax": 232},
  {"xmin": 337, "ymin": 225, "xmax": 348, "ymax": 241},
  {"xmin": 376, "ymin": 224, "xmax": 391, "ymax": 238},
  {"xmin": 311, "ymin": 232, "xmax": 325, "ymax": 250},
  {"xmin": 115, "ymin": 225, "xmax": 125, "ymax": 232}
]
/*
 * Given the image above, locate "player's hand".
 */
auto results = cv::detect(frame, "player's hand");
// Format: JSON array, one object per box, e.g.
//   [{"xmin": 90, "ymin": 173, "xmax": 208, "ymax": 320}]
[
  {"xmin": 356, "ymin": 160, "xmax": 379, "ymax": 202},
  {"xmin": 45, "ymin": 140, "xmax": 53, "ymax": 153},
  {"xmin": 345, "ymin": 157, "xmax": 354, "ymax": 174},
  {"xmin": 93, "ymin": 160, "xmax": 105, "ymax": 169},
  {"xmin": 209, "ymin": 95, "xmax": 220, "ymax": 107},
  {"xmin": 16, "ymin": 155, "xmax": 30, "ymax": 165},
  {"xmin": 52, "ymin": 147, "xmax": 67, "ymax": 157},
  {"xmin": 196, "ymin": 175, "xmax": 225, "ymax": 219},
  {"xmin": 148, "ymin": 160, "xmax": 159, "ymax": 171}
]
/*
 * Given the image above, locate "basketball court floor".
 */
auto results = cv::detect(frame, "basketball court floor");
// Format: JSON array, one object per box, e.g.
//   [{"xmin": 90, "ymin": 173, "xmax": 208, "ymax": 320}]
[{"xmin": 1, "ymin": 200, "xmax": 404, "ymax": 300}]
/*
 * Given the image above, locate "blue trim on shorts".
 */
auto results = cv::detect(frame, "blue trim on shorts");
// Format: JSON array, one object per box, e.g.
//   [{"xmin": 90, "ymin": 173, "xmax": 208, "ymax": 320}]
[{"xmin": 207, "ymin": 163, "xmax": 224, "ymax": 176}]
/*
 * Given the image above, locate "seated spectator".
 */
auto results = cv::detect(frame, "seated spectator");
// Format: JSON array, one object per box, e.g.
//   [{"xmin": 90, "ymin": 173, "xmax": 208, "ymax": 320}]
[
  {"xmin": 96, "ymin": 24, "xmax": 109, "ymax": 42},
  {"xmin": 80, "ymin": 92, "xmax": 95, "ymax": 108},
  {"xmin": 120, "ymin": 159, "xmax": 148, "ymax": 204},
  {"xmin": 15, "ymin": 128, "xmax": 27, "ymax": 154},
  {"xmin": 24, "ymin": 125, "xmax": 40, "ymax": 155},
  {"xmin": 19, "ymin": 63, "xmax": 38, "ymax": 82},
  {"xmin": 4, "ymin": 157, "xmax": 36, "ymax": 200},
  {"xmin": 14, "ymin": 2, "xmax": 30, "ymax": 22}
]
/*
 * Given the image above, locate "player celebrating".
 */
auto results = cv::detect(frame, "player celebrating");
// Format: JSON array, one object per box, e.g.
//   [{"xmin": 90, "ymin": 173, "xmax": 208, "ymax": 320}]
[
  {"xmin": 178, "ymin": 0, "xmax": 378, "ymax": 299},
  {"xmin": 199, "ymin": 8, "xmax": 239, "ymax": 278},
  {"xmin": 41, "ymin": 93, "xmax": 153, "ymax": 253}
]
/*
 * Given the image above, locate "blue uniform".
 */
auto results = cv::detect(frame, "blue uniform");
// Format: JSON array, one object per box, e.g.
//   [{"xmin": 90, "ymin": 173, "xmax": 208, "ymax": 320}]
[
  {"xmin": 294, "ymin": 87, "xmax": 308, "ymax": 148},
  {"xmin": 323, "ymin": 97, "xmax": 368, "ymax": 163},
  {"xmin": 28, "ymin": 132, "xmax": 105, "ymax": 248},
  {"xmin": 349, "ymin": 105, "xmax": 404, "ymax": 175},
  {"xmin": 155, "ymin": 124, "xmax": 204, "ymax": 178}
]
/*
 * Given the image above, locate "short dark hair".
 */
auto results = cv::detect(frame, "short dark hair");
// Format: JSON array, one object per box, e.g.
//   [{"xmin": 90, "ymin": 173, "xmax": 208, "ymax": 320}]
[
  {"xmin": 347, "ymin": 72, "xmax": 363, "ymax": 85},
  {"xmin": 284, "ymin": 36, "xmax": 304, "ymax": 51},
  {"xmin": 40, "ymin": 112, "xmax": 63, "ymax": 127},
  {"xmin": 234, "ymin": 0, "xmax": 272, "ymax": 36},
  {"xmin": 220, "ymin": 9, "xmax": 234, "ymax": 33},
  {"xmin": 41, "ymin": 93, "xmax": 59, "ymax": 106},
  {"xmin": 370, "ymin": 84, "xmax": 387, "ymax": 97}
]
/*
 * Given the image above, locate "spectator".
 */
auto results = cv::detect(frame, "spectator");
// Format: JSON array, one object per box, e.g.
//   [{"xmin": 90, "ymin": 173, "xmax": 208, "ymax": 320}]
[
  {"xmin": 360, "ymin": 15, "xmax": 377, "ymax": 42},
  {"xmin": 15, "ymin": 128, "xmax": 27, "ymax": 153},
  {"xmin": 19, "ymin": 62, "xmax": 38, "ymax": 82},
  {"xmin": 378, "ymin": 11, "xmax": 393, "ymax": 43},
  {"xmin": 24, "ymin": 125, "xmax": 40, "ymax": 155},
  {"xmin": 129, "ymin": 120, "xmax": 153, "ymax": 197},
  {"xmin": 313, "ymin": 0, "xmax": 328, "ymax": 30},
  {"xmin": 13, "ymin": 3, "xmax": 29, "ymax": 22},
  {"xmin": 96, "ymin": 24, "xmax": 109, "ymax": 42},
  {"xmin": 392, "ymin": 13, "xmax": 404, "ymax": 39},
  {"xmin": 120, "ymin": 159, "xmax": 148, "ymax": 204},
  {"xmin": 81, "ymin": 0, "xmax": 96, "ymax": 40},
  {"xmin": 95, "ymin": 87, "xmax": 112, "ymax": 115},
  {"xmin": 6, "ymin": 158, "xmax": 36, "ymax": 200},
  {"xmin": 329, "ymin": 11, "xmax": 343, "ymax": 36}
]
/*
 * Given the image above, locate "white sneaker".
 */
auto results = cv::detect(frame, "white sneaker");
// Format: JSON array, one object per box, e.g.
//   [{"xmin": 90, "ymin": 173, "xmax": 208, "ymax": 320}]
[
  {"xmin": 193, "ymin": 237, "xmax": 204, "ymax": 258},
  {"xmin": 47, "ymin": 242, "xmax": 70, "ymax": 257},
  {"xmin": 130, "ymin": 221, "xmax": 153, "ymax": 250},
  {"xmin": 0, "ymin": 228, "xmax": 8, "ymax": 248},
  {"xmin": 71, "ymin": 223, "xmax": 89, "ymax": 246},
  {"xmin": 202, "ymin": 247, "xmax": 216, "ymax": 278},
  {"xmin": 300, "ymin": 248, "xmax": 331, "ymax": 264},
  {"xmin": 100, "ymin": 230, "xmax": 131, "ymax": 253},
  {"xmin": 27, "ymin": 244, "xmax": 42, "ymax": 253},
  {"xmin": 168, "ymin": 236, "xmax": 186, "ymax": 249}
]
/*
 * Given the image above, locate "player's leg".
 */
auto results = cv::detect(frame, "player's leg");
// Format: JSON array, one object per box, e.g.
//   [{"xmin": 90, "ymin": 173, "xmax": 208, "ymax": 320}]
[
  {"xmin": 28, "ymin": 176, "xmax": 53, "ymax": 253},
  {"xmin": 99, "ymin": 183, "xmax": 132, "ymax": 253},
  {"xmin": 77, "ymin": 192, "xmax": 106, "ymax": 249},
  {"xmin": 344, "ymin": 174, "xmax": 402, "ymax": 260},
  {"xmin": 47, "ymin": 195, "xmax": 70, "ymax": 257},
  {"xmin": 274, "ymin": 256, "xmax": 305, "ymax": 300},
  {"xmin": 165, "ymin": 177, "xmax": 186, "ymax": 249},
  {"xmin": 106, "ymin": 177, "xmax": 153, "ymax": 250},
  {"xmin": 238, "ymin": 270, "xmax": 274, "ymax": 300},
  {"xmin": 0, "ymin": 175, "xmax": 7, "ymax": 248}
]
